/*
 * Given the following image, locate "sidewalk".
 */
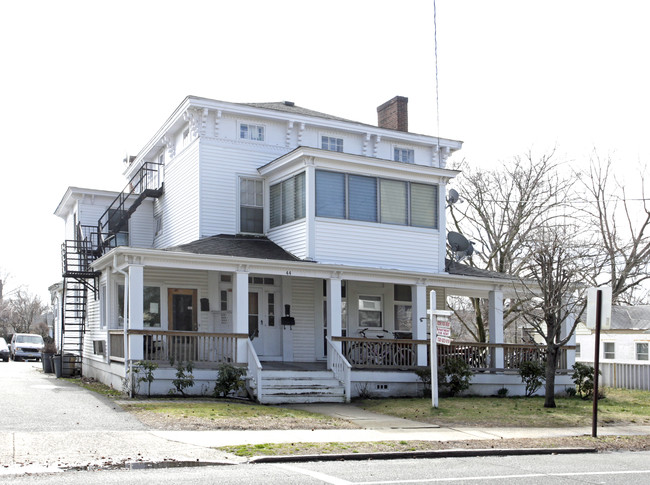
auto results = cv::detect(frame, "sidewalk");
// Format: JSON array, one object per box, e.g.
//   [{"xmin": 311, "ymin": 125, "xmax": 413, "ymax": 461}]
[{"xmin": 3, "ymin": 399, "xmax": 650, "ymax": 474}]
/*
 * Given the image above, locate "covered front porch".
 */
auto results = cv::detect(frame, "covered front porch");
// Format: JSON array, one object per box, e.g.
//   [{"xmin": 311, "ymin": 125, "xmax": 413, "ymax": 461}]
[{"xmin": 89, "ymin": 246, "xmax": 575, "ymax": 402}]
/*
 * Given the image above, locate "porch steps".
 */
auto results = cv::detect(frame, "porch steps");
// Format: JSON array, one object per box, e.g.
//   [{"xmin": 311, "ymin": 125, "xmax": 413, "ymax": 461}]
[{"xmin": 255, "ymin": 369, "xmax": 346, "ymax": 404}]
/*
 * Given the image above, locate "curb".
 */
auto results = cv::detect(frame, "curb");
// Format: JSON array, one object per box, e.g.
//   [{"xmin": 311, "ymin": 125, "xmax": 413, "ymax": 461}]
[{"xmin": 249, "ymin": 447, "xmax": 597, "ymax": 463}]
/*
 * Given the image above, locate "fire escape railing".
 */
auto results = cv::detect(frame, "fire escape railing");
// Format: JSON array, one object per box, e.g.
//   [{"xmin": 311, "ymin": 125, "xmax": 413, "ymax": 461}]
[{"xmin": 97, "ymin": 161, "xmax": 163, "ymax": 254}]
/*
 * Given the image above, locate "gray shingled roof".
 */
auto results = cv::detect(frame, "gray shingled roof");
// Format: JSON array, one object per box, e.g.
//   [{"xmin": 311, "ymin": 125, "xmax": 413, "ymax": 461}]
[
  {"xmin": 241, "ymin": 101, "xmax": 359, "ymax": 124},
  {"xmin": 611, "ymin": 305, "xmax": 650, "ymax": 331},
  {"xmin": 165, "ymin": 234, "xmax": 302, "ymax": 262},
  {"xmin": 445, "ymin": 259, "xmax": 519, "ymax": 281}
]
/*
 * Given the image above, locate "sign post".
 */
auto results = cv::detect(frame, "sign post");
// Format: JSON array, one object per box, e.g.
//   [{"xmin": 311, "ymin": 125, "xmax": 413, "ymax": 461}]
[
  {"xmin": 586, "ymin": 287, "xmax": 611, "ymax": 438},
  {"xmin": 428, "ymin": 290, "xmax": 453, "ymax": 408}
]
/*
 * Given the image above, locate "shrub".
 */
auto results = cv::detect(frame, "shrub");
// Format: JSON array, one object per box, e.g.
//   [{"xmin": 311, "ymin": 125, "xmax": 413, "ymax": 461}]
[
  {"xmin": 214, "ymin": 363, "xmax": 246, "ymax": 398},
  {"xmin": 518, "ymin": 360, "xmax": 545, "ymax": 397},
  {"xmin": 497, "ymin": 387, "xmax": 509, "ymax": 398},
  {"xmin": 169, "ymin": 359, "xmax": 195, "ymax": 397},
  {"xmin": 572, "ymin": 362, "xmax": 600, "ymax": 399},
  {"xmin": 438, "ymin": 357, "xmax": 472, "ymax": 397},
  {"xmin": 134, "ymin": 360, "xmax": 158, "ymax": 397},
  {"xmin": 565, "ymin": 386, "xmax": 577, "ymax": 397},
  {"xmin": 414, "ymin": 368, "xmax": 432, "ymax": 397}
]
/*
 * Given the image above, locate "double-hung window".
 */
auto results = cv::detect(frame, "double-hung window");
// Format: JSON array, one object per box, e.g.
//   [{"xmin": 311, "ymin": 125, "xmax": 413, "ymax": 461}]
[
  {"xmin": 394, "ymin": 147, "xmax": 414, "ymax": 163},
  {"xmin": 240, "ymin": 123, "xmax": 265, "ymax": 141},
  {"xmin": 322, "ymin": 136, "xmax": 343, "ymax": 152},
  {"xmin": 636, "ymin": 342, "xmax": 649, "ymax": 361},
  {"xmin": 270, "ymin": 172, "xmax": 306, "ymax": 227},
  {"xmin": 359, "ymin": 296, "xmax": 382, "ymax": 328},
  {"xmin": 603, "ymin": 342, "xmax": 615, "ymax": 359},
  {"xmin": 240, "ymin": 178, "xmax": 264, "ymax": 234}
]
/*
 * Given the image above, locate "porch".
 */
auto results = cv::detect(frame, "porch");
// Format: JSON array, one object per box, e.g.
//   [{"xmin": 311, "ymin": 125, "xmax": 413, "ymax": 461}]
[{"xmin": 107, "ymin": 329, "xmax": 574, "ymax": 402}]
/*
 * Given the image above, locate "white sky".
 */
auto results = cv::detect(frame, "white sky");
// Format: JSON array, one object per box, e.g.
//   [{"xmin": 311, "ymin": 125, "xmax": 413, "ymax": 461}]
[{"xmin": 1, "ymin": 0, "xmax": 649, "ymax": 303}]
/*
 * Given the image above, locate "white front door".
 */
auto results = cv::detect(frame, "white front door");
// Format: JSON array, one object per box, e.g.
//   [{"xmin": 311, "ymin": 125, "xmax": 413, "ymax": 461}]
[{"xmin": 249, "ymin": 290, "xmax": 282, "ymax": 359}]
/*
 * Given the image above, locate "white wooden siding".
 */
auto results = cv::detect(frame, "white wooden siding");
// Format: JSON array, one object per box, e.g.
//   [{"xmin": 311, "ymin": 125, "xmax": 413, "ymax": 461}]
[
  {"xmin": 268, "ymin": 221, "xmax": 307, "ymax": 259},
  {"xmin": 129, "ymin": 199, "xmax": 154, "ymax": 248},
  {"xmin": 199, "ymin": 140, "xmax": 287, "ymax": 237},
  {"xmin": 154, "ymin": 141, "xmax": 200, "ymax": 248},
  {"xmin": 314, "ymin": 219, "xmax": 440, "ymax": 272},
  {"xmin": 291, "ymin": 277, "xmax": 316, "ymax": 362}
]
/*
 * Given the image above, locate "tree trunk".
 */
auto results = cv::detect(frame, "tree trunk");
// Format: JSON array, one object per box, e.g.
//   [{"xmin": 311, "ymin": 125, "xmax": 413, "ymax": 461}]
[
  {"xmin": 544, "ymin": 345, "xmax": 559, "ymax": 408},
  {"xmin": 472, "ymin": 298, "xmax": 487, "ymax": 343}
]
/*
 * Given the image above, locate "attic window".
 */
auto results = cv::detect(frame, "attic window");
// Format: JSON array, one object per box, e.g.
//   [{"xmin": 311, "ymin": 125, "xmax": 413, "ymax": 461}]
[
  {"xmin": 394, "ymin": 147, "xmax": 414, "ymax": 163},
  {"xmin": 240, "ymin": 123, "xmax": 265, "ymax": 141},
  {"xmin": 322, "ymin": 136, "xmax": 343, "ymax": 152}
]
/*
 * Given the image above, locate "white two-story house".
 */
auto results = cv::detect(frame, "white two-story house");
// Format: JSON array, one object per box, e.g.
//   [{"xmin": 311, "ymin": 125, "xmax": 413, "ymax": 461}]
[{"xmin": 52, "ymin": 95, "xmax": 574, "ymax": 401}]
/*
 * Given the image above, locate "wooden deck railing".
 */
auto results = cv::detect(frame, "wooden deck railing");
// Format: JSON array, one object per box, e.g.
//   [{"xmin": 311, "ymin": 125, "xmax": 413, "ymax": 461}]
[
  {"xmin": 332, "ymin": 336, "xmax": 573, "ymax": 372},
  {"xmin": 109, "ymin": 330, "xmax": 248, "ymax": 364}
]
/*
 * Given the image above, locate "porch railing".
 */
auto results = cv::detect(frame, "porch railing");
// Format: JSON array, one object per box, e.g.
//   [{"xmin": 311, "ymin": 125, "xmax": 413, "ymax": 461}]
[
  {"xmin": 247, "ymin": 339, "xmax": 263, "ymax": 402},
  {"xmin": 333, "ymin": 336, "xmax": 419, "ymax": 370},
  {"xmin": 326, "ymin": 337, "xmax": 351, "ymax": 402},
  {"xmin": 109, "ymin": 330, "xmax": 248, "ymax": 364},
  {"xmin": 332, "ymin": 336, "xmax": 573, "ymax": 373}
]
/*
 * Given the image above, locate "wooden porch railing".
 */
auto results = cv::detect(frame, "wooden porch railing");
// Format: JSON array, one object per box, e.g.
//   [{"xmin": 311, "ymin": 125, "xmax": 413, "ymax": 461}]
[
  {"xmin": 333, "ymin": 336, "xmax": 420, "ymax": 369},
  {"xmin": 326, "ymin": 337, "xmax": 351, "ymax": 401},
  {"xmin": 332, "ymin": 336, "xmax": 573, "ymax": 372},
  {"xmin": 109, "ymin": 330, "xmax": 248, "ymax": 364}
]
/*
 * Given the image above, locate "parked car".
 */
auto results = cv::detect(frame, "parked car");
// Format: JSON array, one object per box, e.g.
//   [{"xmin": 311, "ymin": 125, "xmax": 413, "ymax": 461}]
[
  {"xmin": 10, "ymin": 334, "xmax": 44, "ymax": 361},
  {"xmin": 0, "ymin": 338, "xmax": 9, "ymax": 362}
]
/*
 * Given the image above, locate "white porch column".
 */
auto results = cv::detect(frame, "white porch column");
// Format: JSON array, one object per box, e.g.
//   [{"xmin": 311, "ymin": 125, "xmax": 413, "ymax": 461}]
[
  {"xmin": 128, "ymin": 264, "xmax": 144, "ymax": 361},
  {"xmin": 232, "ymin": 271, "xmax": 249, "ymax": 364},
  {"xmin": 305, "ymin": 162, "xmax": 316, "ymax": 260},
  {"xmin": 327, "ymin": 277, "xmax": 342, "ymax": 352},
  {"xmin": 412, "ymin": 284, "xmax": 428, "ymax": 366},
  {"xmin": 488, "ymin": 290, "xmax": 504, "ymax": 369}
]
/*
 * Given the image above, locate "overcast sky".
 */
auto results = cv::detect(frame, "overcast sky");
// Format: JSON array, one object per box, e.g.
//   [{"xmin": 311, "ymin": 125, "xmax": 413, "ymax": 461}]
[{"xmin": 1, "ymin": 0, "xmax": 649, "ymax": 303}]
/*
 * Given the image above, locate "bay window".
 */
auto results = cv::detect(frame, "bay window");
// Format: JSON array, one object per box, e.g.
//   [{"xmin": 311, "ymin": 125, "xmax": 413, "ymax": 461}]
[{"xmin": 270, "ymin": 172, "xmax": 305, "ymax": 228}]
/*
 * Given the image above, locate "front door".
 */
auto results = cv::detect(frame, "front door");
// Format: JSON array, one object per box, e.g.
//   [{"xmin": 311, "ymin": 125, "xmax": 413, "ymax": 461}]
[
  {"xmin": 249, "ymin": 290, "xmax": 281, "ymax": 359},
  {"xmin": 168, "ymin": 288, "xmax": 198, "ymax": 361}
]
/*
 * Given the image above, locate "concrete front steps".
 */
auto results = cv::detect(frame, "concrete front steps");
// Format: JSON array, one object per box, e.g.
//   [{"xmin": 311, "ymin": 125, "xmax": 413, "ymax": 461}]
[{"xmin": 253, "ymin": 369, "xmax": 346, "ymax": 404}]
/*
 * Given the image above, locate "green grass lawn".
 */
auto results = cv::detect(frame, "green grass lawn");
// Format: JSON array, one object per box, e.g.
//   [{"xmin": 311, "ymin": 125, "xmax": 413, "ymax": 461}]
[
  {"xmin": 357, "ymin": 387, "xmax": 650, "ymax": 427},
  {"xmin": 120, "ymin": 400, "xmax": 335, "ymax": 422}
]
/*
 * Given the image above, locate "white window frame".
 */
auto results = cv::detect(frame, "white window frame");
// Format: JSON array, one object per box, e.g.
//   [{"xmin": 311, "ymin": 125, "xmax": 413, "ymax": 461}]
[
  {"xmin": 239, "ymin": 122, "xmax": 265, "ymax": 141},
  {"xmin": 358, "ymin": 295, "xmax": 383, "ymax": 328},
  {"xmin": 393, "ymin": 285, "xmax": 412, "ymax": 332},
  {"xmin": 321, "ymin": 135, "xmax": 343, "ymax": 152},
  {"xmin": 239, "ymin": 177, "xmax": 264, "ymax": 234},
  {"xmin": 394, "ymin": 147, "xmax": 415, "ymax": 163},
  {"xmin": 603, "ymin": 341, "xmax": 615, "ymax": 360},
  {"xmin": 636, "ymin": 342, "xmax": 649, "ymax": 361}
]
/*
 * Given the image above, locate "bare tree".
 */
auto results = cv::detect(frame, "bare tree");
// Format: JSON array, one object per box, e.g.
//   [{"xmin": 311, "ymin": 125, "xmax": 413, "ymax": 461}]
[
  {"xmin": 448, "ymin": 151, "xmax": 574, "ymax": 341},
  {"xmin": 518, "ymin": 225, "xmax": 592, "ymax": 408},
  {"xmin": 581, "ymin": 156, "xmax": 650, "ymax": 304},
  {"xmin": 8, "ymin": 290, "xmax": 47, "ymax": 334}
]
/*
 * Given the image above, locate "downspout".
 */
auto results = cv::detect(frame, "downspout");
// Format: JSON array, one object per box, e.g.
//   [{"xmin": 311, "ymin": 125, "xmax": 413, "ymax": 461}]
[{"xmin": 113, "ymin": 254, "xmax": 131, "ymax": 397}]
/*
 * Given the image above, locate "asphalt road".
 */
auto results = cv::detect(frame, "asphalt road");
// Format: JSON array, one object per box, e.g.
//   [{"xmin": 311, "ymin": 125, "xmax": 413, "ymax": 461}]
[
  {"xmin": 2, "ymin": 451, "xmax": 650, "ymax": 484},
  {"xmin": 0, "ymin": 360, "xmax": 144, "ymax": 432}
]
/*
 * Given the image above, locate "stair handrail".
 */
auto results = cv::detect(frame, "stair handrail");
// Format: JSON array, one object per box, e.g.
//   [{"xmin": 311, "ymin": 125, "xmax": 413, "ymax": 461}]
[
  {"xmin": 246, "ymin": 339, "xmax": 263, "ymax": 402},
  {"xmin": 326, "ymin": 337, "xmax": 352, "ymax": 402},
  {"xmin": 97, "ymin": 161, "xmax": 163, "ymax": 250}
]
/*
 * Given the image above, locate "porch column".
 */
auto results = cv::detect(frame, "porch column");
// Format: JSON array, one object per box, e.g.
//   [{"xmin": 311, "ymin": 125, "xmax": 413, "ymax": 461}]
[
  {"xmin": 327, "ymin": 277, "xmax": 342, "ymax": 352},
  {"xmin": 412, "ymin": 284, "xmax": 428, "ymax": 366},
  {"xmin": 128, "ymin": 264, "xmax": 144, "ymax": 361},
  {"xmin": 488, "ymin": 290, "xmax": 504, "ymax": 369},
  {"xmin": 232, "ymin": 271, "xmax": 249, "ymax": 364}
]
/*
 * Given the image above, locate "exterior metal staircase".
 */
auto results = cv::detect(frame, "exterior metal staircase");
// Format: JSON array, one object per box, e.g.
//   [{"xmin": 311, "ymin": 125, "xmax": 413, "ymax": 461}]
[
  {"xmin": 58, "ymin": 161, "xmax": 164, "ymax": 370},
  {"xmin": 97, "ymin": 161, "xmax": 163, "ymax": 253}
]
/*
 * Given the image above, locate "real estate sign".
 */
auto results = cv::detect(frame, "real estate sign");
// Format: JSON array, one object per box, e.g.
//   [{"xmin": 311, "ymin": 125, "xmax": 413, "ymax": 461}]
[{"xmin": 586, "ymin": 287, "xmax": 612, "ymax": 330}]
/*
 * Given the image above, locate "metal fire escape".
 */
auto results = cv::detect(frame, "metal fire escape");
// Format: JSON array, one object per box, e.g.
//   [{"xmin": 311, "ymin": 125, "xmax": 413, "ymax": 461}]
[{"xmin": 59, "ymin": 162, "xmax": 164, "ymax": 368}]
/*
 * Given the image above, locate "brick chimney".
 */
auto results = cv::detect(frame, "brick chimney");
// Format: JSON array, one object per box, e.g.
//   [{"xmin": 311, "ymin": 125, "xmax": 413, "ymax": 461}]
[{"xmin": 377, "ymin": 96, "xmax": 408, "ymax": 132}]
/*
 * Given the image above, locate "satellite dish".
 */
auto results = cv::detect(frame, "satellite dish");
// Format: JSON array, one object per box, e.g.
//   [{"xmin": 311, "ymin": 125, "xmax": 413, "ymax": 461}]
[
  {"xmin": 447, "ymin": 231, "xmax": 474, "ymax": 262},
  {"xmin": 447, "ymin": 189, "xmax": 459, "ymax": 206}
]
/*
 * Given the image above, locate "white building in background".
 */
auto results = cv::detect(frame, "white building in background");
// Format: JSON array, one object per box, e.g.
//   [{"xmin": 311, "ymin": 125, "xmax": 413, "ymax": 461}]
[{"xmin": 51, "ymin": 95, "xmax": 573, "ymax": 401}]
